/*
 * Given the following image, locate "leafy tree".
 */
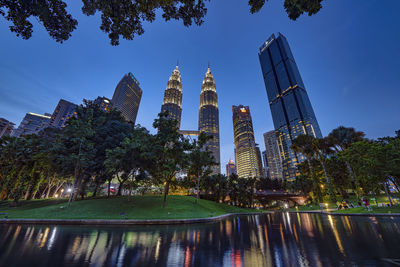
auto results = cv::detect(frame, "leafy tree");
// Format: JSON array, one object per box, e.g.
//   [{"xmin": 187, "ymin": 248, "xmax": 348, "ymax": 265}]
[
  {"xmin": 105, "ymin": 125, "xmax": 151, "ymax": 196},
  {"xmin": 291, "ymin": 134, "xmax": 322, "ymax": 203},
  {"xmin": 147, "ymin": 112, "xmax": 190, "ymax": 208},
  {"xmin": 1, "ymin": 0, "xmax": 324, "ymax": 45},
  {"xmin": 187, "ymin": 132, "xmax": 216, "ymax": 203},
  {"xmin": 328, "ymin": 126, "xmax": 365, "ymax": 198}
]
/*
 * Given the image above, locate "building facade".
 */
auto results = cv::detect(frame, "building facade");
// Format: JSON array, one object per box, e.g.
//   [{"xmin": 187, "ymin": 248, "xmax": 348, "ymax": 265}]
[
  {"xmin": 94, "ymin": 96, "xmax": 113, "ymax": 112},
  {"xmin": 198, "ymin": 67, "xmax": 221, "ymax": 174},
  {"xmin": 48, "ymin": 99, "xmax": 77, "ymax": 128},
  {"xmin": 263, "ymin": 130, "xmax": 284, "ymax": 180},
  {"xmin": 258, "ymin": 33, "xmax": 322, "ymax": 181},
  {"xmin": 112, "ymin": 73, "xmax": 142, "ymax": 124},
  {"xmin": 161, "ymin": 66, "xmax": 183, "ymax": 128},
  {"xmin": 226, "ymin": 159, "xmax": 237, "ymax": 177},
  {"xmin": 262, "ymin": 150, "xmax": 270, "ymax": 179},
  {"xmin": 0, "ymin": 118, "xmax": 15, "ymax": 138},
  {"xmin": 232, "ymin": 105, "xmax": 262, "ymax": 178},
  {"xmin": 256, "ymin": 145, "xmax": 264, "ymax": 178},
  {"xmin": 12, "ymin": 112, "xmax": 51, "ymax": 137}
]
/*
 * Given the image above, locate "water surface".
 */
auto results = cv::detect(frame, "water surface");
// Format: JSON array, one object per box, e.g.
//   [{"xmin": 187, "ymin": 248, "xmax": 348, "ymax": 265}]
[{"xmin": 1, "ymin": 213, "xmax": 399, "ymax": 266}]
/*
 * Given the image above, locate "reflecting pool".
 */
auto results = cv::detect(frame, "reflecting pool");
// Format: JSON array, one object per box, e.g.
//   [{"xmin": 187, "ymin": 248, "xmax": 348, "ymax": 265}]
[{"xmin": 1, "ymin": 213, "xmax": 400, "ymax": 266}]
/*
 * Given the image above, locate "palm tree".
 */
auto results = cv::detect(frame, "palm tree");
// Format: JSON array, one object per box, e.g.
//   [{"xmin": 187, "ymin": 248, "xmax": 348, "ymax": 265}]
[
  {"xmin": 328, "ymin": 126, "xmax": 365, "ymax": 199},
  {"xmin": 291, "ymin": 135, "xmax": 323, "ymax": 203}
]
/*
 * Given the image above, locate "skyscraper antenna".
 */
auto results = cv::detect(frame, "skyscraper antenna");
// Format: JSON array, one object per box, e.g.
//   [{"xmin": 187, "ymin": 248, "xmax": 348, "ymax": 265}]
[
  {"xmin": 208, "ymin": 61, "xmax": 210, "ymax": 69},
  {"xmin": 177, "ymin": 59, "xmax": 179, "ymax": 67}
]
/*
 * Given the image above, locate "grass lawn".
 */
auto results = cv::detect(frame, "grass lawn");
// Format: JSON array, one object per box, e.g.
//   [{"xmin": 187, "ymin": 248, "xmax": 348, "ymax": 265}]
[{"xmin": 0, "ymin": 195, "xmax": 259, "ymax": 220}]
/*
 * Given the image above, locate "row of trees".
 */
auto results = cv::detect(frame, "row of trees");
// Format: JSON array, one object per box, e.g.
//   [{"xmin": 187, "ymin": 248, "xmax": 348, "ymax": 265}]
[
  {"xmin": 289, "ymin": 127, "xmax": 400, "ymax": 204},
  {"xmin": 0, "ymin": 101, "xmax": 218, "ymax": 207}
]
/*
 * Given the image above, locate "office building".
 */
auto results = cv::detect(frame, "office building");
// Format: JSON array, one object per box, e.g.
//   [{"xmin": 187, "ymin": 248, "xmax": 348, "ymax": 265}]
[
  {"xmin": 161, "ymin": 65, "xmax": 183, "ymax": 128},
  {"xmin": 112, "ymin": 73, "xmax": 142, "ymax": 124},
  {"xmin": 258, "ymin": 33, "xmax": 322, "ymax": 181},
  {"xmin": 256, "ymin": 145, "xmax": 264, "ymax": 178},
  {"xmin": 0, "ymin": 118, "xmax": 15, "ymax": 138},
  {"xmin": 48, "ymin": 99, "xmax": 77, "ymax": 128},
  {"xmin": 263, "ymin": 130, "xmax": 283, "ymax": 180},
  {"xmin": 262, "ymin": 150, "xmax": 270, "ymax": 179},
  {"xmin": 226, "ymin": 160, "xmax": 237, "ymax": 177},
  {"xmin": 198, "ymin": 67, "xmax": 221, "ymax": 174},
  {"xmin": 232, "ymin": 105, "xmax": 262, "ymax": 178},
  {"xmin": 94, "ymin": 96, "xmax": 112, "ymax": 112},
  {"xmin": 12, "ymin": 112, "xmax": 51, "ymax": 137}
]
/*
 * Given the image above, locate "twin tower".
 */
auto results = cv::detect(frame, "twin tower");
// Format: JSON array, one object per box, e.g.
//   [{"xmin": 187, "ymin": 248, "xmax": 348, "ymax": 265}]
[{"xmin": 161, "ymin": 65, "xmax": 221, "ymax": 174}]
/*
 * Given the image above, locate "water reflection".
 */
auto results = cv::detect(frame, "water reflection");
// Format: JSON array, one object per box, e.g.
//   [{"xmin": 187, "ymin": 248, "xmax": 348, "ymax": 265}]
[{"xmin": 1, "ymin": 213, "xmax": 400, "ymax": 267}]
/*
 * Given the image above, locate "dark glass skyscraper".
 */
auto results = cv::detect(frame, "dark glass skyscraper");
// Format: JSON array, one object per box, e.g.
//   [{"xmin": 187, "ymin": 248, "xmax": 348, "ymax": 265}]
[
  {"xmin": 112, "ymin": 73, "xmax": 142, "ymax": 124},
  {"xmin": 199, "ymin": 67, "xmax": 220, "ymax": 174},
  {"xmin": 161, "ymin": 65, "xmax": 183, "ymax": 128},
  {"xmin": 12, "ymin": 112, "xmax": 51, "ymax": 137},
  {"xmin": 259, "ymin": 33, "xmax": 322, "ymax": 181}
]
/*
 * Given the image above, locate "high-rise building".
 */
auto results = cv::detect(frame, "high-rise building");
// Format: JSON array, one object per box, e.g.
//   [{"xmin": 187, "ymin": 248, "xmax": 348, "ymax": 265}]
[
  {"xmin": 161, "ymin": 65, "xmax": 183, "ymax": 128},
  {"xmin": 258, "ymin": 33, "xmax": 322, "ymax": 181},
  {"xmin": 199, "ymin": 67, "xmax": 221, "ymax": 174},
  {"xmin": 0, "ymin": 118, "xmax": 15, "ymax": 138},
  {"xmin": 12, "ymin": 112, "xmax": 51, "ymax": 137},
  {"xmin": 263, "ymin": 130, "xmax": 283, "ymax": 180},
  {"xmin": 48, "ymin": 99, "xmax": 77, "ymax": 128},
  {"xmin": 256, "ymin": 145, "xmax": 264, "ymax": 178},
  {"xmin": 112, "ymin": 73, "xmax": 142, "ymax": 124},
  {"xmin": 262, "ymin": 150, "xmax": 270, "ymax": 179},
  {"xmin": 232, "ymin": 105, "xmax": 262, "ymax": 178},
  {"xmin": 226, "ymin": 159, "xmax": 237, "ymax": 177},
  {"xmin": 94, "ymin": 96, "xmax": 112, "ymax": 112}
]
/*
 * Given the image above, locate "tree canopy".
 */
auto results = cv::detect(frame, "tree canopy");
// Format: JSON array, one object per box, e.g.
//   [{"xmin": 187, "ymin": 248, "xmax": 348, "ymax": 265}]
[{"xmin": 1, "ymin": 0, "xmax": 325, "ymax": 45}]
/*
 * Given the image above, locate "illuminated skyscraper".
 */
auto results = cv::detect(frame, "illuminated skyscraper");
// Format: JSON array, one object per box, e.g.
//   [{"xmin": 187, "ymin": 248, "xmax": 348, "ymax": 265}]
[
  {"xmin": 232, "ymin": 105, "xmax": 262, "ymax": 178},
  {"xmin": 12, "ymin": 112, "xmax": 51, "ymax": 137},
  {"xmin": 199, "ymin": 67, "xmax": 221, "ymax": 174},
  {"xmin": 161, "ymin": 65, "xmax": 183, "ymax": 128},
  {"xmin": 256, "ymin": 145, "xmax": 264, "ymax": 178},
  {"xmin": 226, "ymin": 160, "xmax": 237, "ymax": 177},
  {"xmin": 112, "ymin": 73, "xmax": 142, "ymax": 124},
  {"xmin": 259, "ymin": 33, "xmax": 322, "ymax": 181},
  {"xmin": 48, "ymin": 99, "xmax": 77, "ymax": 128},
  {"xmin": 263, "ymin": 130, "xmax": 283, "ymax": 180}
]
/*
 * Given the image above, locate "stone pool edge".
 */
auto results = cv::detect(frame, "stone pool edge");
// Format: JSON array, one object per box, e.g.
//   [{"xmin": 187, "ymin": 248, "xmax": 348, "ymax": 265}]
[
  {"xmin": 0, "ymin": 212, "xmax": 269, "ymax": 226},
  {"xmin": 286, "ymin": 210, "xmax": 400, "ymax": 216}
]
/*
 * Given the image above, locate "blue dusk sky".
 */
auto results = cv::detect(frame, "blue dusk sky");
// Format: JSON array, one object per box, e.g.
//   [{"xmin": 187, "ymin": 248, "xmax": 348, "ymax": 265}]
[{"xmin": 1, "ymin": 0, "xmax": 399, "ymax": 173}]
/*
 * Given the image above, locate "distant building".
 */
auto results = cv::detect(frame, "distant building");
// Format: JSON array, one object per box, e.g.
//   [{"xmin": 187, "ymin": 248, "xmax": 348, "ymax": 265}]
[
  {"xmin": 0, "ymin": 118, "xmax": 15, "ymax": 138},
  {"xmin": 259, "ymin": 33, "xmax": 322, "ymax": 181},
  {"xmin": 12, "ymin": 112, "xmax": 51, "ymax": 137},
  {"xmin": 256, "ymin": 145, "xmax": 264, "ymax": 178},
  {"xmin": 226, "ymin": 160, "xmax": 237, "ymax": 177},
  {"xmin": 48, "ymin": 99, "xmax": 77, "ymax": 128},
  {"xmin": 232, "ymin": 105, "xmax": 262, "ymax": 178},
  {"xmin": 263, "ymin": 131, "xmax": 283, "ymax": 180},
  {"xmin": 112, "ymin": 73, "xmax": 142, "ymax": 124},
  {"xmin": 94, "ymin": 96, "xmax": 112, "ymax": 112},
  {"xmin": 161, "ymin": 65, "xmax": 183, "ymax": 128},
  {"xmin": 198, "ymin": 67, "xmax": 221, "ymax": 174},
  {"xmin": 262, "ymin": 150, "xmax": 270, "ymax": 179}
]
